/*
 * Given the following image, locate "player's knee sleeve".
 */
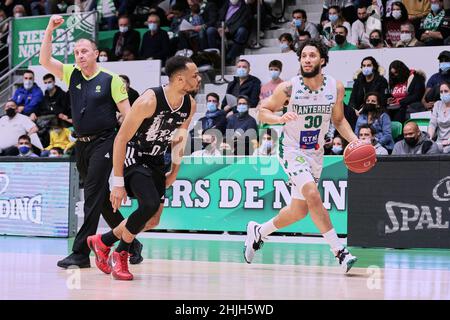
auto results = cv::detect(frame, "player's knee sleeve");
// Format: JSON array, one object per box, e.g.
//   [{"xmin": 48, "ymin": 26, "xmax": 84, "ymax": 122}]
[{"xmin": 125, "ymin": 197, "xmax": 160, "ymax": 234}]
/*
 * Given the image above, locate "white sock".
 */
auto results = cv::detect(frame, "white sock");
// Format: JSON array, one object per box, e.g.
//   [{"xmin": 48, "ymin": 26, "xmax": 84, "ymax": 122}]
[
  {"xmin": 322, "ymin": 228, "xmax": 344, "ymax": 254},
  {"xmin": 259, "ymin": 218, "xmax": 278, "ymax": 238}
]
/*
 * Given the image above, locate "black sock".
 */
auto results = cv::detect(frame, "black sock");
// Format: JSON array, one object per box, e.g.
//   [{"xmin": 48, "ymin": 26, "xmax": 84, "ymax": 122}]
[
  {"xmin": 116, "ymin": 239, "xmax": 132, "ymax": 253},
  {"xmin": 101, "ymin": 230, "xmax": 119, "ymax": 247}
]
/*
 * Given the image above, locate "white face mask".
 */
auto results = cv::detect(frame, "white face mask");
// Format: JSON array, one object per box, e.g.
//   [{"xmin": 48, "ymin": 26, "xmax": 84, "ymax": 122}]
[
  {"xmin": 400, "ymin": 33, "xmax": 412, "ymax": 43},
  {"xmin": 98, "ymin": 56, "xmax": 108, "ymax": 62},
  {"xmin": 230, "ymin": 0, "xmax": 239, "ymax": 5},
  {"xmin": 119, "ymin": 26, "xmax": 129, "ymax": 33},
  {"xmin": 23, "ymin": 80, "xmax": 33, "ymax": 90},
  {"xmin": 14, "ymin": 13, "xmax": 23, "ymax": 18}
]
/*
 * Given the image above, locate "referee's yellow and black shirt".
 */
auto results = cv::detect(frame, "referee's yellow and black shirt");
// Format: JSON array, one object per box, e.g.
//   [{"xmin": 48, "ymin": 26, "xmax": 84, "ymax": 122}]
[{"xmin": 62, "ymin": 64, "xmax": 128, "ymax": 136}]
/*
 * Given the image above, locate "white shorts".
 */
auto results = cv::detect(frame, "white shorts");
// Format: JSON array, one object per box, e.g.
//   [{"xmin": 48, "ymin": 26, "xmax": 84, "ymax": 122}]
[{"xmin": 279, "ymin": 148, "xmax": 323, "ymax": 200}]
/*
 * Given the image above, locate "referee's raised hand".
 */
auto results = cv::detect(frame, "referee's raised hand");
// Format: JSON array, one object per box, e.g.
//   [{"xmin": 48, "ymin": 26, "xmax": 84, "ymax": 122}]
[{"xmin": 47, "ymin": 15, "xmax": 64, "ymax": 31}]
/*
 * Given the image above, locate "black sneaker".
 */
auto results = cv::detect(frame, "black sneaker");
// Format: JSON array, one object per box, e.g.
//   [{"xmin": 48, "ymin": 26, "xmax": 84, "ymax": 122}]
[
  {"xmin": 129, "ymin": 239, "xmax": 144, "ymax": 265},
  {"xmin": 57, "ymin": 252, "xmax": 91, "ymax": 269}
]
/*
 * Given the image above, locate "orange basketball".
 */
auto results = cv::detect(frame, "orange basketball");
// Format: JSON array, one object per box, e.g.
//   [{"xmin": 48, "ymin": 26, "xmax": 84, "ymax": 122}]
[{"xmin": 343, "ymin": 140, "xmax": 377, "ymax": 173}]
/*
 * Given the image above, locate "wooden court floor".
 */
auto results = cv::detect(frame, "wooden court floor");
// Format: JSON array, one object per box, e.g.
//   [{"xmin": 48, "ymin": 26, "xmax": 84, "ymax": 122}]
[{"xmin": 1, "ymin": 234, "xmax": 450, "ymax": 300}]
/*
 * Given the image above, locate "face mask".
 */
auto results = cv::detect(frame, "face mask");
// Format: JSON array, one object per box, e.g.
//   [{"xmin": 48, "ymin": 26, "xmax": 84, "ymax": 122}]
[
  {"xmin": 280, "ymin": 43, "xmax": 289, "ymax": 52},
  {"xmin": 23, "ymin": 80, "xmax": 33, "ymax": 90},
  {"xmin": 364, "ymin": 103, "xmax": 377, "ymax": 112},
  {"xmin": 6, "ymin": 108, "xmax": 16, "ymax": 118},
  {"xmin": 293, "ymin": 19, "xmax": 302, "ymax": 28},
  {"xmin": 440, "ymin": 93, "xmax": 450, "ymax": 104},
  {"xmin": 335, "ymin": 34, "xmax": 346, "ymax": 45},
  {"xmin": 148, "ymin": 23, "xmax": 158, "ymax": 31},
  {"xmin": 99, "ymin": 56, "xmax": 108, "ymax": 62},
  {"xmin": 328, "ymin": 14, "xmax": 338, "ymax": 23},
  {"xmin": 45, "ymin": 82, "xmax": 55, "ymax": 91},
  {"xmin": 207, "ymin": 102, "xmax": 217, "ymax": 112},
  {"xmin": 332, "ymin": 145, "xmax": 343, "ymax": 154},
  {"xmin": 362, "ymin": 66, "xmax": 373, "ymax": 76},
  {"xmin": 237, "ymin": 104, "xmax": 248, "ymax": 113},
  {"xmin": 14, "ymin": 13, "xmax": 23, "ymax": 18},
  {"xmin": 400, "ymin": 33, "xmax": 412, "ymax": 43},
  {"xmin": 439, "ymin": 62, "xmax": 450, "ymax": 73},
  {"xmin": 202, "ymin": 141, "xmax": 211, "ymax": 149},
  {"xmin": 236, "ymin": 67, "xmax": 248, "ymax": 78},
  {"xmin": 18, "ymin": 145, "xmax": 30, "ymax": 154},
  {"xmin": 431, "ymin": 3, "xmax": 441, "ymax": 13},
  {"xmin": 262, "ymin": 140, "xmax": 273, "ymax": 150},
  {"xmin": 49, "ymin": 153, "xmax": 59, "ymax": 158},
  {"xmin": 119, "ymin": 26, "xmax": 129, "ymax": 33},
  {"xmin": 230, "ymin": 0, "xmax": 239, "ymax": 5},
  {"xmin": 404, "ymin": 137, "xmax": 418, "ymax": 147},
  {"xmin": 270, "ymin": 70, "xmax": 280, "ymax": 80},
  {"xmin": 392, "ymin": 10, "xmax": 402, "ymax": 20},
  {"xmin": 369, "ymin": 38, "xmax": 381, "ymax": 47}
]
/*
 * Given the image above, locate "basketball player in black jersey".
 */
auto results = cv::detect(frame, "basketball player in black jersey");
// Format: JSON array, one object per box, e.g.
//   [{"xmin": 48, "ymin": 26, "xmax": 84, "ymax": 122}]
[{"xmin": 87, "ymin": 56, "xmax": 200, "ymax": 280}]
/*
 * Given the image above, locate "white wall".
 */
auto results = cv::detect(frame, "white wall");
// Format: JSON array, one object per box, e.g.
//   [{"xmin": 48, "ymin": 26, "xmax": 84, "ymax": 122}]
[
  {"xmin": 241, "ymin": 46, "xmax": 448, "ymax": 87},
  {"xmin": 30, "ymin": 60, "xmax": 161, "ymax": 95}
]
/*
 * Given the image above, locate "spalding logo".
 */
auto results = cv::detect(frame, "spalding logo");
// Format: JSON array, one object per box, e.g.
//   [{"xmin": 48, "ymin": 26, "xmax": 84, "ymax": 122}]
[{"xmin": 0, "ymin": 173, "xmax": 9, "ymax": 195}]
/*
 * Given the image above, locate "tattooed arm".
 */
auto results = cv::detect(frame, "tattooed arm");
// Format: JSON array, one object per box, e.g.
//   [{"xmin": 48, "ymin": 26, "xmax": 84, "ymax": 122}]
[{"xmin": 258, "ymin": 81, "xmax": 299, "ymax": 125}]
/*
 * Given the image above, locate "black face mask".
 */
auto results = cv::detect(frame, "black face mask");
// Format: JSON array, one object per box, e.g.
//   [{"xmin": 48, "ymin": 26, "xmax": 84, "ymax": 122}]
[
  {"xmin": 404, "ymin": 137, "xmax": 418, "ymax": 147},
  {"xmin": 364, "ymin": 103, "xmax": 377, "ymax": 113},
  {"xmin": 369, "ymin": 38, "xmax": 381, "ymax": 47},
  {"xmin": 202, "ymin": 141, "xmax": 211, "ymax": 149},
  {"xmin": 6, "ymin": 108, "xmax": 16, "ymax": 118},
  {"xmin": 335, "ymin": 34, "xmax": 346, "ymax": 45}
]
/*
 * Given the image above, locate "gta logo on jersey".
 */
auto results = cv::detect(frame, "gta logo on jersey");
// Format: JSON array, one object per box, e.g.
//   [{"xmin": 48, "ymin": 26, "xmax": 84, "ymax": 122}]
[{"xmin": 300, "ymin": 130, "xmax": 321, "ymax": 150}]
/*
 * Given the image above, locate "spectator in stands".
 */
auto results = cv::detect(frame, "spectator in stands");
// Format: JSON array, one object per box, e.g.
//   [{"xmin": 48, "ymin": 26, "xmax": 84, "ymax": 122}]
[
  {"xmin": 322, "ymin": 6, "xmax": 352, "ymax": 48},
  {"xmin": 331, "ymin": 135, "xmax": 346, "ymax": 155},
  {"xmin": 355, "ymin": 92, "xmax": 394, "ymax": 151},
  {"xmin": 418, "ymin": 0, "xmax": 450, "ymax": 46},
  {"xmin": 226, "ymin": 95, "xmax": 258, "ymax": 155},
  {"xmin": 403, "ymin": 0, "xmax": 431, "ymax": 26},
  {"xmin": 351, "ymin": 4, "xmax": 377, "ymax": 48},
  {"xmin": 89, "ymin": 0, "xmax": 117, "ymax": 30},
  {"xmin": 44, "ymin": 118, "xmax": 74, "ymax": 155},
  {"xmin": 396, "ymin": 22, "xmax": 424, "ymax": 47},
  {"xmin": 0, "ymin": 100, "xmax": 38, "ymax": 156},
  {"xmin": 40, "ymin": 73, "xmax": 71, "ymax": 125},
  {"xmin": 330, "ymin": 25, "xmax": 357, "ymax": 50},
  {"xmin": 358, "ymin": 124, "xmax": 389, "ymax": 155},
  {"xmin": 199, "ymin": 92, "xmax": 227, "ymax": 134},
  {"xmin": 120, "ymin": 48, "xmax": 137, "ymax": 61},
  {"xmin": 191, "ymin": 130, "xmax": 222, "ymax": 156},
  {"xmin": 384, "ymin": 2, "xmax": 409, "ymax": 47},
  {"xmin": 221, "ymin": 59, "xmax": 261, "ymax": 115},
  {"xmin": 278, "ymin": 33, "xmax": 295, "ymax": 53},
  {"xmin": 259, "ymin": 60, "xmax": 283, "ymax": 101},
  {"xmin": 349, "ymin": 56, "xmax": 388, "ymax": 111},
  {"xmin": 112, "ymin": 15, "xmax": 141, "ymax": 60},
  {"xmin": 0, "ymin": 9, "xmax": 9, "ymax": 77},
  {"xmin": 97, "ymin": 49, "xmax": 111, "ymax": 63},
  {"xmin": 140, "ymin": 14, "xmax": 171, "ymax": 64},
  {"xmin": 177, "ymin": 1, "xmax": 205, "ymax": 52},
  {"xmin": 17, "ymin": 135, "xmax": 38, "ymax": 157},
  {"xmin": 191, "ymin": 0, "xmax": 220, "ymax": 50},
  {"xmin": 428, "ymin": 82, "xmax": 450, "ymax": 153},
  {"xmin": 30, "ymin": 0, "xmax": 45, "ymax": 16},
  {"xmin": 387, "ymin": 60, "xmax": 426, "ymax": 123},
  {"xmin": 321, "ymin": 0, "xmax": 357, "ymax": 25},
  {"xmin": 12, "ymin": 70, "xmax": 44, "ymax": 118},
  {"xmin": 48, "ymin": 147, "xmax": 64, "ymax": 158},
  {"xmin": 290, "ymin": 9, "xmax": 319, "ymax": 41},
  {"xmin": 44, "ymin": 0, "xmax": 71, "ymax": 15},
  {"xmin": 392, "ymin": 121, "xmax": 440, "ymax": 154},
  {"xmin": 253, "ymin": 129, "xmax": 276, "ymax": 156},
  {"xmin": 13, "ymin": 4, "xmax": 26, "ymax": 17},
  {"xmin": 207, "ymin": 0, "xmax": 252, "ymax": 64},
  {"xmin": 297, "ymin": 30, "xmax": 312, "ymax": 48},
  {"xmin": 119, "ymin": 75, "xmax": 140, "ymax": 106},
  {"xmin": 368, "ymin": 29, "xmax": 385, "ymax": 48}
]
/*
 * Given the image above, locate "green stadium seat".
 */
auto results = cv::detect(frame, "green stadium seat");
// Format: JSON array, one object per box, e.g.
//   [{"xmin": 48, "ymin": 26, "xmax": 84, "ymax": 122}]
[
  {"xmin": 390, "ymin": 121, "xmax": 403, "ymax": 140},
  {"xmin": 343, "ymin": 87, "xmax": 352, "ymax": 106}
]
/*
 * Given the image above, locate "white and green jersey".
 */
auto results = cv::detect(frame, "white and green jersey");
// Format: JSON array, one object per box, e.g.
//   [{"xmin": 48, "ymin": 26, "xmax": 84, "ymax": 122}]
[{"xmin": 279, "ymin": 74, "xmax": 337, "ymax": 157}]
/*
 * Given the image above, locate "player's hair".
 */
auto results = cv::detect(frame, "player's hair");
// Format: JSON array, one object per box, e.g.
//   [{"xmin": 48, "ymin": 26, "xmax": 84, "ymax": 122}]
[
  {"xmin": 75, "ymin": 38, "xmax": 98, "ymax": 50},
  {"xmin": 269, "ymin": 60, "xmax": 282, "ymax": 71},
  {"xmin": 165, "ymin": 56, "xmax": 194, "ymax": 79},
  {"xmin": 297, "ymin": 38, "xmax": 329, "ymax": 67},
  {"xmin": 359, "ymin": 124, "xmax": 376, "ymax": 136},
  {"xmin": 43, "ymin": 73, "xmax": 55, "ymax": 81}
]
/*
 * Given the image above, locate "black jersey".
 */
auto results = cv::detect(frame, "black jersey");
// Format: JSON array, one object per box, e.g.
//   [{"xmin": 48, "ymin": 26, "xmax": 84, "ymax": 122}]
[{"xmin": 124, "ymin": 86, "xmax": 191, "ymax": 168}]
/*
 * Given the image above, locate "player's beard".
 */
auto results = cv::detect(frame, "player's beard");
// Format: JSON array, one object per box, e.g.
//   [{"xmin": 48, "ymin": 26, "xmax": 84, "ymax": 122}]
[{"xmin": 300, "ymin": 64, "xmax": 321, "ymax": 78}]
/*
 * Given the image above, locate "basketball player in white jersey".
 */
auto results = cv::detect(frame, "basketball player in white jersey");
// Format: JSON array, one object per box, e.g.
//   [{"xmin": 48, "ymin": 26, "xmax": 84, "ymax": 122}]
[{"xmin": 244, "ymin": 39, "xmax": 358, "ymax": 272}]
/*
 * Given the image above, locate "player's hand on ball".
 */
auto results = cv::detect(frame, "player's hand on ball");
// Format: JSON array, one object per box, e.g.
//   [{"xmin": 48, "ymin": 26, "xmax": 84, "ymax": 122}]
[
  {"xmin": 110, "ymin": 186, "xmax": 127, "ymax": 212},
  {"xmin": 165, "ymin": 171, "xmax": 177, "ymax": 188},
  {"xmin": 47, "ymin": 15, "xmax": 64, "ymax": 30},
  {"xmin": 278, "ymin": 112, "xmax": 298, "ymax": 124}
]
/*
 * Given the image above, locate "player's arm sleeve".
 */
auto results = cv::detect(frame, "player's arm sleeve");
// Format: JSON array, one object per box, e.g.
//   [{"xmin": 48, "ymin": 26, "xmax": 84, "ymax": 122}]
[
  {"xmin": 62, "ymin": 64, "xmax": 76, "ymax": 86},
  {"xmin": 111, "ymin": 74, "xmax": 129, "ymax": 104}
]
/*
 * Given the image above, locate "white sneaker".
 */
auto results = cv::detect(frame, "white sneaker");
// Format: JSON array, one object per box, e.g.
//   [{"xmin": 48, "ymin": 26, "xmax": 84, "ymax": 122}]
[
  {"xmin": 334, "ymin": 247, "xmax": 358, "ymax": 273},
  {"xmin": 243, "ymin": 221, "xmax": 264, "ymax": 264}
]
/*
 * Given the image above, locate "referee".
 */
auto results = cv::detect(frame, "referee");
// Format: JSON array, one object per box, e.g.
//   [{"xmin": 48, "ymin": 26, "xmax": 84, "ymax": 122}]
[{"xmin": 39, "ymin": 15, "xmax": 143, "ymax": 268}]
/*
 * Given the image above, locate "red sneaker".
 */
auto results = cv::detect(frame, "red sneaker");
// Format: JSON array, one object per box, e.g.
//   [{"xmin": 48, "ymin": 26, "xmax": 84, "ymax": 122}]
[
  {"xmin": 87, "ymin": 234, "xmax": 112, "ymax": 274},
  {"xmin": 109, "ymin": 251, "xmax": 133, "ymax": 281}
]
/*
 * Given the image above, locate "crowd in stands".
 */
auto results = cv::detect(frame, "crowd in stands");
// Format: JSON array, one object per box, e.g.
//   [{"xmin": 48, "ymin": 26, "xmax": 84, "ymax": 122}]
[{"xmin": 1, "ymin": 0, "xmax": 450, "ymax": 157}]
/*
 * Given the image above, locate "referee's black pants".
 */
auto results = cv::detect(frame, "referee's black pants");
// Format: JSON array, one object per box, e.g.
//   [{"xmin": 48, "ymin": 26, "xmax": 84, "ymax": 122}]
[{"xmin": 72, "ymin": 131, "xmax": 125, "ymax": 256}]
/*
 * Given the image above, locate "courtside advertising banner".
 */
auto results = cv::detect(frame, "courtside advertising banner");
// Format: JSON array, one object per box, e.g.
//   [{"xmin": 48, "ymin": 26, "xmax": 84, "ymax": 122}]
[
  {"xmin": 121, "ymin": 156, "xmax": 349, "ymax": 234},
  {"xmin": 11, "ymin": 12, "xmax": 96, "ymax": 67}
]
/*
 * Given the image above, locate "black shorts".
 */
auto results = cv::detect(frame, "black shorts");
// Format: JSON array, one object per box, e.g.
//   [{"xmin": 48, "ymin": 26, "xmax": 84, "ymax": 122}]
[{"xmin": 124, "ymin": 163, "xmax": 166, "ymax": 203}]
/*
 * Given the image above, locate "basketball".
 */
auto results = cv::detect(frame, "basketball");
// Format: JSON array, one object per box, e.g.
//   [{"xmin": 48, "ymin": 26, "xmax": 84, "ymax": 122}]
[{"xmin": 343, "ymin": 140, "xmax": 377, "ymax": 173}]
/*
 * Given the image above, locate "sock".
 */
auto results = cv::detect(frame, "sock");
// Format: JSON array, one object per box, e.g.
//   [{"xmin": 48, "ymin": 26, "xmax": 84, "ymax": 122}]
[
  {"xmin": 116, "ymin": 239, "xmax": 132, "ymax": 253},
  {"xmin": 259, "ymin": 218, "xmax": 278, "ymax": 238},
  {"xmin": 101, "ymin": 230, "xmax": 119, "ymax": 247},
  {"xmin": 322, "ymin": 228, "xmax": 344, "ymax": 254}
]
